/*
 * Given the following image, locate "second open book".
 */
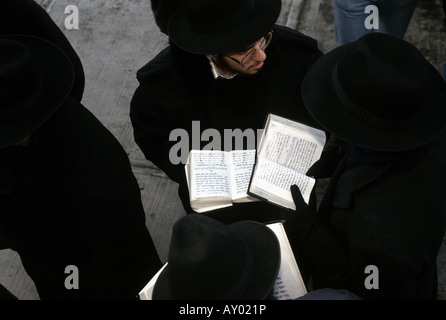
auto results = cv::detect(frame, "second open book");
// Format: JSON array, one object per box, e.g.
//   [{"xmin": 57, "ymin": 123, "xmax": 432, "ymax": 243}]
[
  {"xmin": 185, "ymin": 114, "xmax": 326, "ymax": 212},
  {"xmin": 139, "ymin": 221, "xmax": 308, "ymax": 300}
]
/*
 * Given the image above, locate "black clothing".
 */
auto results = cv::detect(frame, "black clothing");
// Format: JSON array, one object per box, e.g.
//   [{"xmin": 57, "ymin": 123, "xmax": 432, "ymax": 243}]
[
  {"xmin": 0, "ymin": 97, "xmax": 162, "ymax": 299},
  {"xmin": 285, "ymin": 132, "xmax": 446, "ymax": 299}
]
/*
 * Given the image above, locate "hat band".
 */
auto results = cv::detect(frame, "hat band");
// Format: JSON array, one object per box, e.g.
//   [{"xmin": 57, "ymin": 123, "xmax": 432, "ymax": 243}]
[
  {"xmin": 332, "ymin": 65, "xmax": 420, "ymax": 129},
  {"xmin": 190, "ymin": 0, "xmax": 255, "ymax": 35},
  {"xmin": 0, "ymin": 76, "xmax": 44, "ymax": 124}
]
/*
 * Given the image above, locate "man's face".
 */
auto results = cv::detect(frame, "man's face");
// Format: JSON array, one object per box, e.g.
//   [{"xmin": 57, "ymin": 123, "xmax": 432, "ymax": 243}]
[
  {"xmin": 209, "ymin": 31, "xmax": 272, "ymax": 76},
  {"xmin": 222, "ymin": 50, "xmax": 266, "ymax": 76}
]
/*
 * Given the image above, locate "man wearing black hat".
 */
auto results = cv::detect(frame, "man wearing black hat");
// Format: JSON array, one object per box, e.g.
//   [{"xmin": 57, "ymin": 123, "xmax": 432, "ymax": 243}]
[
  {"xmin": 0, "ymin": 35, "xmax": 162, "ymax": 300},
  {"xmin": 151, "ymin": 214, "xmax": 281, "ymax": 300},
  {"xmin": 149, "ymin": 214, "xmax": 361, "ymax": 300},
  {"xmin": 131, "ymin": 0, "xmax": 323, "ymax": 223},
  {"xmin": 284, "ymin": 33, "xmax": 446, "ymax": 299}
]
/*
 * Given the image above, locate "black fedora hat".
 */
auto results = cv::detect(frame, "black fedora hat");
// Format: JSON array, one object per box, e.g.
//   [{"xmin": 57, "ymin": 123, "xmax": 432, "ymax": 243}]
[
  {"xmin": 0, "ymin": 35, "xmax": 74, "ymax": 149},
  {"xmin": 152, "ymin": 214, "xmax": 280, "ymax": 300},
  {"xmin": 168, "ymin": 0, "xmax": 282, "ymax": 54},
  {"xmin": 302, "ymin": 32, "xmax": 446, "ymax": 152}
]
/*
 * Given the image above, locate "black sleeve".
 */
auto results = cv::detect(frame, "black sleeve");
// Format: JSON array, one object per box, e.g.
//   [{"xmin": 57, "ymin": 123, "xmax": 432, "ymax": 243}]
[
  {"xmin": 130, "ymin": 85, "xmax": 185, "ymax": 183},
  {"xmin": 0, "ymin": 283, "xmax": 18, "ymax": 300}
]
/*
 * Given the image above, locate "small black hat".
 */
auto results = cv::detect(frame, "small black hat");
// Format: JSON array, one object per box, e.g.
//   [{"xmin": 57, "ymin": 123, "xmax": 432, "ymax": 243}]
[
  {"xmin": 152, "ymin": 214, "xmax": 281, "ymax": 300},
  {"xmin": 302, "ymin": 32, "xmax": 446, "ymax": 151},
  {"xmin": 168, "ymin": 0, "xmax": 282, "ymax": 54},
  {"xmin": 0, "ymin": 35, "xmax": 74, "ymax": 149}
]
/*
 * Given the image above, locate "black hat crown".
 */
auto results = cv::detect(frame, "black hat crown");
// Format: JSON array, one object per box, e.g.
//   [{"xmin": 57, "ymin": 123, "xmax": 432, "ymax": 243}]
[
  {"xmin": 0, "ymin": 39, "xmax": 43, "ymax": 122},
  {"xmin": 166, "ymin": 215, "xmax": 254, "ymax": 299},
  {"xmin": 0, "ymin": 35, "xmax": 73, "ymax": 150},
  {"xmin": 334, "ymin": 33, "xmax": 429, "ymax": 127},
  {"xmin": 180, "ymin": 0, "xmax": 256, "ymax": 34},
  {"xmin": 152, "ymin": 214, "xmax": 281, "ymax": 300},
  {"xmin": 302, "ymin": 32, "xmax": 446, "ymax": 151},
  {"xmin": 168, "ymin": 0, "xmax": 281, "ymax": 54}
]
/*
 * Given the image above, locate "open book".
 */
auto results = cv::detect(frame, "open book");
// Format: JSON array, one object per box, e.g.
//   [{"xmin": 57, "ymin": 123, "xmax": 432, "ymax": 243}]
[
  {"xmin": 138, "ymin": 263, "xmax": 167, "ymax": 300},
  {"xmin": 267, "ymin": 222, "xmax": 307, "ymax": 300},
  {"xmin": 248, "ymin": 114, "xmax": 326, "ymax": 210},
  {"xmin": 185, "ymin": 149, "xmax": 258, "ymax": 213},
  {"xmin": 138, "ymin": 221, "xmax": 307, "ymax": 300}
]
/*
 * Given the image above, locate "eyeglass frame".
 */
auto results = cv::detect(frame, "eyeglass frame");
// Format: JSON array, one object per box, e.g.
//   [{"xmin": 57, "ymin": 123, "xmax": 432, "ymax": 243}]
[{"xmin": 223, "ymin": 30, "xmax": 274, "ymax": 67}]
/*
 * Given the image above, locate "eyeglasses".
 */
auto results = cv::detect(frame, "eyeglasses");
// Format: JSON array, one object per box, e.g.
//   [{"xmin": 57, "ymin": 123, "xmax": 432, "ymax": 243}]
[{"xmin": 224, "ymin": 30, "xmax": 273, "ymax": 67}]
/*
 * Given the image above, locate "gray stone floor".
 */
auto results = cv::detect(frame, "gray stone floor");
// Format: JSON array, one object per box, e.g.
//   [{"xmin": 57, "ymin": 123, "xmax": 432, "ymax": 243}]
[{"xmin": 0, "ymin": 0, "xmax": 445, "ymax": 300}]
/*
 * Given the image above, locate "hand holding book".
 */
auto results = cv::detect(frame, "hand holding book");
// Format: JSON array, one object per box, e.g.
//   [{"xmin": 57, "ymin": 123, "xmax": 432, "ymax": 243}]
[{"xmin": 284, "ymin": 185, "xmax": 320, "ymax": 243}]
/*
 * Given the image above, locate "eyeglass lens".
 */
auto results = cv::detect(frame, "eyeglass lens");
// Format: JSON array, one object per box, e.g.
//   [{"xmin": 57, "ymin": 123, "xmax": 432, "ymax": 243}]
[{"xmin": 241, "ymin": 32, "xmax": 273, "ymax": 67}]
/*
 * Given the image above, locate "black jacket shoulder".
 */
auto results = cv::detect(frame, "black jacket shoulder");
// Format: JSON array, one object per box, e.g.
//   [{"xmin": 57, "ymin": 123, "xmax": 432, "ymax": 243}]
[
  {"xmin": 136, "ymin": 46, "xmax": 172, "ymax": 84},
  {"xmin": 271, "ymin": 24, "xmax": 321, "ymax": 54}
]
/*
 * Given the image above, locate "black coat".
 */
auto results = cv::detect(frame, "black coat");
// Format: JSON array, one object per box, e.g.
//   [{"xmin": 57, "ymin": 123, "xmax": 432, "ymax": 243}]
[
  {"xmin": 286, "ymin": 132, "xmax": 446, "ymax": 299},
  {"xmin": 130, "ymin": 25, "xmax": 323, "ymax": 223},
  {"xmin": 0, "ymin": 0, "xmax": 85, "ymax": 101},
  {"xmin": 0, "ymin": 97, "xmax": 162, "ymax": 299}
]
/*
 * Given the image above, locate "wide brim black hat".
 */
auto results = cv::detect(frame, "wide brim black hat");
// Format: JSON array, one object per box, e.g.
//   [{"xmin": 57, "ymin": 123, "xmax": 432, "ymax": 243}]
[
  {"xmin": 0, "ymin": 35, "xmax": 74, "ymax": 149},
  {"xmin": 168, "ymin": 0, "xmax": 282, "ymax": 54},
  {"xmin": 301, "ymin": 32, "xmax": 446, "ymax": 152},
  {"xmin": 152, "ymin": 217, "xmax": 281, "ymax": 300}
]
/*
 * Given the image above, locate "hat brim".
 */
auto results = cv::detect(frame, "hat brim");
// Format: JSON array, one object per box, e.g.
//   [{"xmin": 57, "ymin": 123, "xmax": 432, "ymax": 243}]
[
  {"xmin": 168, "ymin": 0, "xmax": 281, "ymax": 54},
  {"xmin": 302, "ymin": 42, "xmax": 446, "ymax": 152},
  {"xmin": 0, "ymin": 35, "xmax": 74, "ymax": 149},
  {"xmin": 152, "ymin": 220, "xmax": 281, "ymax": 300}
]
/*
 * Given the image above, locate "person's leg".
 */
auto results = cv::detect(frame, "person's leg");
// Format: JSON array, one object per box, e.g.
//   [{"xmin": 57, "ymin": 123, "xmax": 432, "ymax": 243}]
[
  {"xmin": 378, "ymin": 0, "xmax": 418, "ymax": 38},
  {"xmin": 333, "ymin": 0, "xmax": 376, "ymax": 45}
]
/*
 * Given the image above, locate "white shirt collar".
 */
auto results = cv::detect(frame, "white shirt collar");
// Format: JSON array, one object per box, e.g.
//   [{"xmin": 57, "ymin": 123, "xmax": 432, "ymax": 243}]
[{"xmin": 207, "ymin": 57, "xmax": 239, "ymax": 80}]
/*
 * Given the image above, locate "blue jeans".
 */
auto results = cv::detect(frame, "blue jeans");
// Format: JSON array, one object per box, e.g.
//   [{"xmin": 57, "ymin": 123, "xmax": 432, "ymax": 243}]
[{"xmin": 334, "ymin": 0, "xmax": 418, "ymax": 45}]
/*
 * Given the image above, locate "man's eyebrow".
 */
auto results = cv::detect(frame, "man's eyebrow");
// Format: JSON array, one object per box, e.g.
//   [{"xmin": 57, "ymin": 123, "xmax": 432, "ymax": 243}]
[
  {"xmin": 233, "ymin": 39, "xmax": 260, "ymax": 53},
  {"xmin": 238, "ymin": 43, "xmax": 255, "ymax": 52}
]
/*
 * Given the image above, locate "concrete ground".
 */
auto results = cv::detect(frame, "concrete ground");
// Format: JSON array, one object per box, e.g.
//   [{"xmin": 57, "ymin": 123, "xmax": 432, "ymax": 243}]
[{"xmin": 0, "ymin": 0, "xmax": 445, "ymax": 300}]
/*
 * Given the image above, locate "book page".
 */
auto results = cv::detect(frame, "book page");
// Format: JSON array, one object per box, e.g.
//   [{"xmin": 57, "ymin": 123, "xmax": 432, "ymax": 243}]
[
  {"xmin": 228, "ymin": 150, "xmax": 257, "ymax": 201},
  {"xmin": 267, "ymin": 222, "xmax": 307, "ymax": 300},
  {"xmin": 260, "ymin": 125, "xmax": 324, "ymax": 174},
  {"xmin": 251, "ymin": 158, "xmax": 315, "ymax": 208},
  {"xmin": 139, "ymin": 263, "xmax": 168, "ymax": 300},
  {"xmin": 249, "ymin": 114, "xmax": 326, "ymax": 209},
  {"xmin": 189, "ymin": 150, "xmax": 231, "ymax": 200}
]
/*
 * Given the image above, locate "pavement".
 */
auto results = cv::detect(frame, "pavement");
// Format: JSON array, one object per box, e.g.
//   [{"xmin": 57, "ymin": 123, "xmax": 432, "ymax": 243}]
[{"xmin": 0, "ymin": 0, "xmax": 445, "ymax": 300}]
